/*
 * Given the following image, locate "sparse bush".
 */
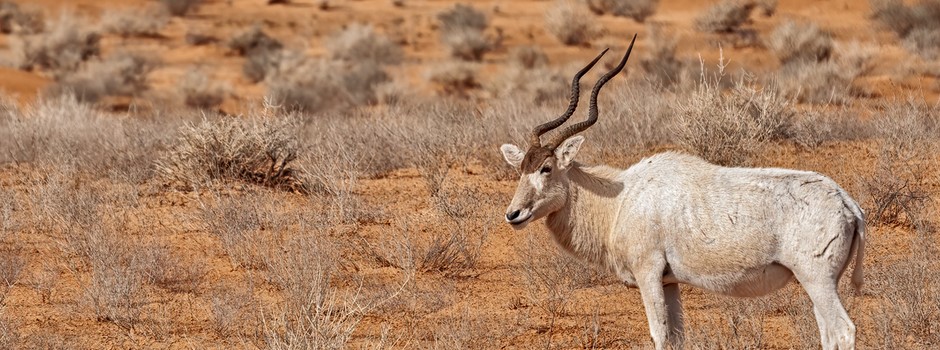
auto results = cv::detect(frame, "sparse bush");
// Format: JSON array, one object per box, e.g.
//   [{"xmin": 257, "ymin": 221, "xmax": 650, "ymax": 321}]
[
  {"xmin": 209, "ymin": 285, "xmax": 257, "ymax": 337},
  {"xmin": 262, "ymin": 235, "xmax": 365, "ymax": 349},
  {"xmin": 437, "ymin": 4, "xmax": 488, "ymax": 33},
  {"xmin": 756, "ymin": 0, "xmax": 777, "ymax": 16},
  {"xmin": 229, "ymin": 26, "xmax": 283, "ymax": 56},
  {"xmin": 161, "ymin": 0, "xmax": 201, "ymax": 16},
  {"xmin": 586, "ymin": 0, "xmax": 658, "ymax": 22},
  {"xmin": 179, "ymin": 69, "xmax": 227, "ymax": 109},
  {"xmin": 0, "ymin": 249, "xmax": 24, "ymax": 304},
  {"xmin": 694, "ymin": 0, "xmax": 755, "ymax": 33},
  {"xmin": 0, "ymin": 1, "xmax": 43, "ymax": 34},
  {"xmin": 442, "ymin": 27, "xmax": 492, "ymax": 61},
  {"xmin": 185, "ymin": 30, "xmax": 217, "ymax": 45},
  {"xmin": 546, "ymin": 0, "xmax": 601, "ymax": 45},
  {"xmin": 674, "ymin": 64, "xmax": 794, "ymax": 166},
  {"xmin": 427, "ymin": 62, "xmax": 480, "ymax": 95},
  {"xmin": 102, "ymin": 7, "xmax": 169, "ymax": 37},
  {"xmin": 640, "ymin": 23, "xmax": 691, "ymax": 88},
  {"xmin": 267, "ymin": 56, "xmax": 390, "ymax": 112},
  {"xmin": 508, "ymin": 46, "xmax": 548, "ymax": 69},
  {"xmin": 49, "ymin": 53, "xmax": 156, "ymax": 103},
  {"xmin": 437, "ymin": 4, "xmax": 492, "ymax": 61},
  {"xmin": 870, "ymin": 0, "xmax": 940, "ymax": 58},
  {"xmin": 903, "ymin": 27, "xmax": 940, "ymax": 59},
  {"xmin": 860, "ymin": 101, "xmax": 938, "ymax": 228},
  {"xmin": 157, "ymin": 116, "xmax": 305, "ymax": 191},
  {"xmin": 139, "ymin": 244, "xmax": 206, "ymax": 294},
  {"xmin": 327, "ymin": 24, "xmax": 402, "ymax": 65},
  {"xmin": 768, "ymin": 20, "xmax": 833, "ymax": 65},
  {"xmin": 243, "ymin": 45, "xmax": 283, "ymax": 83},
  {"xmin": 13, "ymin": 12, "xmax": 100, "ymax": 76},
  {"xmin": 776, "ymin": 41, "xmax": 874, "ymax": 104}
]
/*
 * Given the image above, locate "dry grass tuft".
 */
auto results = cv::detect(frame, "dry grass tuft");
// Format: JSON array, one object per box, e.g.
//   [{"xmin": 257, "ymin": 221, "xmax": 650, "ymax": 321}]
[
  {"xmin": 0, "ymin": 1, "xmax": 43, "ymax": 34},
  {"xmin": 12, "ymin": 12, "xmax": 99, "ymax": 77},
  {"xmin": 179, "ymin": 68, "xmax": 228, "ymax": 110},
  {"xmin": 427, "ymin": 62, "xmax": 480, "ymax": 95},
  {"xmin": 860, "ymin": 101, "xmax": 938, "ymax": 228},
  {"xmin": 870, "ymin": 0, "xmax": 940, "ymax": 58},
  {"xmin": 508, "ymin": 45, "xmax": 549, "ymax": 69},
  {"xmin": 102, "ymin": 7, "xmax": 169, "ymax": 38},
  {"xmin": 229, "ymin": 26, "xmax": 283, "ymax": 56},
  {"xmin": 776, "ymin": 41, "xmax": 874, "ymax": 104},
  {"xmin": 694, "ymin": 0, "xmax": 755, "ymax": 33},
  {"xmin": 157, "ymin": 116, "xmax": 306, "ymax": 192},
  {"xmin": 49, "ymin": 52, "xmax": 156, "ymax": 103},
  {"xmin": 327, "ymin": 24, "xmax": 402, "ymax": 65},
  {"xmin": 586, "ymin": 0, "xmax": 658, "ymax": 22},
  {"xmin": 545, "ymin": 0, "xmax": 601, "ymax": 46},
  {"xmin": 674, "ymin": 62, "xmax": 793, "ymax": 166},
  {"xmin": 768, "ymin": 20, "xmax": 833, "ymax": 66},
  {"xmin": 267, "ymin": 55, "xmax": 390, "ymax": 112},
  {"xmin": 161, "ymin": 0, "xmax": 201, "ymax": 16},
  {"xmin": 437, "ymin": 4, "xmax": 492, "ymax": 61},
  {"xmin": 640, "ymin": 23, "xmax": 692, "ymax": 88}
]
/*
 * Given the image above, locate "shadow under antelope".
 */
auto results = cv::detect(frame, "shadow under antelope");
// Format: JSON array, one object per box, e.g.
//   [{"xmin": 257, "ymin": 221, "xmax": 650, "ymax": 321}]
[{"xmin": 499, "ymin": 34, "xmax": 866, "ymax": 350}]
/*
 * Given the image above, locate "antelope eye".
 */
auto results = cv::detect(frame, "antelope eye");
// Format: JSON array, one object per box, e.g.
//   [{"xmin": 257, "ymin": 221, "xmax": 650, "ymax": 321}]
[{"xmin": 540, "ymin": 166, "xmax": 552, "ymax": 174}]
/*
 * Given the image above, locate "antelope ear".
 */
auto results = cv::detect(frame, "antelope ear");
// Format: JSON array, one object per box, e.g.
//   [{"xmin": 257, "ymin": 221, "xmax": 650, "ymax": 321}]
[
  {"xmin": 500, "ymin": 144, "xmax": 524, "ymax": 169},
  {"xmin": 554, "ymin": 135, "xmax": 584, "ymax": 169}
]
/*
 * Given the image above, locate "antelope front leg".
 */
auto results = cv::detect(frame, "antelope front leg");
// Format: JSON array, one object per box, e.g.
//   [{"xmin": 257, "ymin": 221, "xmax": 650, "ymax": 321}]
[{"xmin": 638, "ymin": 273, "xmax": 669, "ymax": 350}]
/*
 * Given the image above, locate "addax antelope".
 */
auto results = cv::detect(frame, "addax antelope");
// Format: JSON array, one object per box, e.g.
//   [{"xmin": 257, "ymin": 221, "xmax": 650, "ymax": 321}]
[{"xmin": 499, "ymin": 34, "xmax": 865, "ymax": 350}]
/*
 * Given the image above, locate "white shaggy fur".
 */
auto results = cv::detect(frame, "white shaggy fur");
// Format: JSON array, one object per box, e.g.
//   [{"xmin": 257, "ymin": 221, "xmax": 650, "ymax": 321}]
[{"xmin": 501, "ymin": 136, "xmax": 865, "ymax": 350}]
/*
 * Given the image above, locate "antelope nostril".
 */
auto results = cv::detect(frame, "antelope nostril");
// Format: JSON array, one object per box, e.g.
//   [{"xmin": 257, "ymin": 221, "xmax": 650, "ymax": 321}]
[{"xmin": 506, "ymin": 210, "xmax": 521, "ymax": 221}]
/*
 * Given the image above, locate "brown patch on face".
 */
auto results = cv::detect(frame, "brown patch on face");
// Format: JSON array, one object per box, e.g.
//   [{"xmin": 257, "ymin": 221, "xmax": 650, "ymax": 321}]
[{"xmin": 521, "ymin": 146, "xmax": 554, "ymax": 174}]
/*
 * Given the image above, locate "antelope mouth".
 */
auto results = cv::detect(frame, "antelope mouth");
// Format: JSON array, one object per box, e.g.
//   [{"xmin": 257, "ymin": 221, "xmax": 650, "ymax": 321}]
[{"xmin": 507, "ymin": 213, "xmax": 533, "ymax": 228}]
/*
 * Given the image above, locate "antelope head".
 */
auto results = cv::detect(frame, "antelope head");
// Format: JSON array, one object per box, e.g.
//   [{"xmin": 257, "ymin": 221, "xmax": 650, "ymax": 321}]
[{"xmin": 500, "ymin": 35, "xmax": 636, "ymax": 229}]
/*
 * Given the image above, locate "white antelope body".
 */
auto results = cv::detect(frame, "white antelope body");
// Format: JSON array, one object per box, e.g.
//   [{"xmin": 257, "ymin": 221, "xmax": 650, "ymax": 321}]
[{"xmin": 499, "ymin": 35, "xmax": 865, "ymax": 350}]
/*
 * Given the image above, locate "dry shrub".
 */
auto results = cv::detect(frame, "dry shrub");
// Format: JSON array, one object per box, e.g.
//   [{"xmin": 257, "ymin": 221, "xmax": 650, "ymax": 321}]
[
  {"xmin": 436, "ymin": 3, "xmax": 488, "ymax": 33},
  {"xmin": 683, "ymin": 292, "xmax": 808, "ymax": 349},
  {"xmin": 209, "ymin": 284, "xmax": 258, "ymax": 337},
  {"xmin": 229, "ymin": 26, "xmax": 283, "ymax": 56},
  {"xmin": 139, "ymin": 244, "xmax": 206, "ymax": 294},
  {"xmin": 327, "ymin": 24, "xmax": 402, "ymax": 65},
  {"xmin": 694, "ymin": 0, "xmax": 755, "ymax": 33},
  {"xmin": 0, "ymin": 249, "xmax": 24, "ymax": 304},
  {"xmin": 767, "ymin": 20, "xmax": 833, "ymax": 66},
  {"xmin": 545, "ymin": 0, "xmax": 601, "ymax": 46},
  {"xmin": 262, "ymin": 236, "xmax": 365, "ymax": 349},
  {"xmin": 179, "ymin": 69, "xmax": 227, "ymax": 109},
  {"xmin": 486, "ymin": 61, "xmax": 567, "ymax": 104},
  {"xmin": 508, "ymin": 45, "xmax": 548, "ymax": 69},
  {"xmin": 515, "ymin": 233, "xmax": 609, "ymax": 333},
  {"xmin": 200, "ymin": 195, "xmax": 277, "ymax": 270},
  {"xmin": 777, "ymin": 41, "xmax": 874, "ymax": 104},
  {"xmin": 0, "ymin": 94, "xmax": 180, "ymax": 182},
  {"xmin": 586, "ymin": 0, "xmax": 658, "ymax": 22},
  {"xmin": 870, "ymin": 0, "xmax": 940, "ymax": 58},
  {"xmin": 868, "ymin": 233, "xmax": 940, "ymax": 347},
  {"xmin": 756, "ymin": 0, "xmax": 777, "ymax": 16},
  {"xmin": 442, "ymin": 27, "xmax": 492, "ymax": 61},
  {"xmin": 0, "ymin": 315, "xmax": 16, "ymax": 349},
  {"xmin": 674, "ymin": 62, "xmax": 794, "ymax": 166},
  {"xmin": 185, "ymin": 30, "xmax": 217, "ymax": 46},
  {"xmin": 157, "ymin": 115, "xmax": 305, "ymax": 191},
  {"xmin": 427, "ymin": 62, "xmax": 480, "ymax": 95},
  {"xmin": 49, "ymin": 52, "xmax": 156, "ymax": 103},
  {"xmin": 640, "ymin": 23, "xmax": 692, "ymax": 88},
  {"xmin": 161, "ymin": 0, "xmax": 201, "ymax": 16},
  {"xmin": 54, "ymin": 193, "xmax": 146, "ymax": 330},
  {"xmin": 12, "ymin": 12, "xmax": 99, "ymax": 76},
  {"xmin": 102, "ymin": 7, "xmax": 169, "ymax": 37},
  {"xmin": 437, "ymin": 4, "xmax": 492, "ymax": 61},
  {"xmin": 0, "ymin": 1, "xmax": 43, "ymax": 34},
  {"xmin": 860, "ymin": 101, "xmax": 938, "ymax": 228},
  {"xmin": 267, "ymin": 55, "xmax": 390, "ymax": 112}
]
